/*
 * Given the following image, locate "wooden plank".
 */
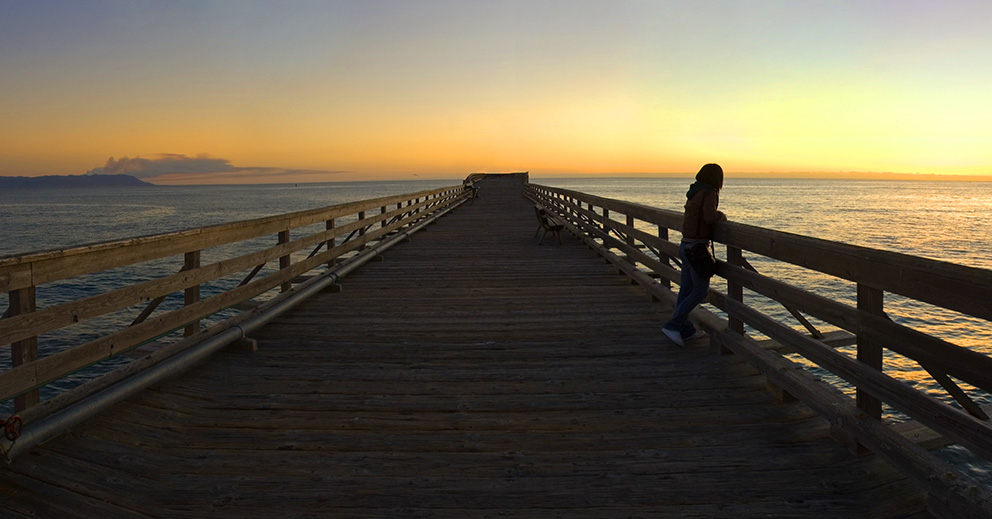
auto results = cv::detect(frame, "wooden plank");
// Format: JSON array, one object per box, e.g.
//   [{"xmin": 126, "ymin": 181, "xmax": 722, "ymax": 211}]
[{"xmin": 756, "ymin": 329, "xmax": 856, "ymax": 353}]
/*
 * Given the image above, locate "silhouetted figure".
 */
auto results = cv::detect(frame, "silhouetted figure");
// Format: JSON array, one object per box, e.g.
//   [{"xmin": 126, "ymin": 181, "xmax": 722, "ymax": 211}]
[{"xmin": 663, "ymin": 163, "xmax": 727, "ymax": 346}]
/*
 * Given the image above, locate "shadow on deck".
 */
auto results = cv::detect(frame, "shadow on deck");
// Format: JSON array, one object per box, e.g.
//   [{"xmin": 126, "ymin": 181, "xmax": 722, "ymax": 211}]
[{"xmin": 0, "ymin": 175, "xmax": 927, "ymax": 517}]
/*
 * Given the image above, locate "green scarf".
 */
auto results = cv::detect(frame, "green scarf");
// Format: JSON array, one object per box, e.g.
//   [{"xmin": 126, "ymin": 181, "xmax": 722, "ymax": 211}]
[{"xmin": 686, "ymin": 181, "xmax": 716, "ymax": 200}]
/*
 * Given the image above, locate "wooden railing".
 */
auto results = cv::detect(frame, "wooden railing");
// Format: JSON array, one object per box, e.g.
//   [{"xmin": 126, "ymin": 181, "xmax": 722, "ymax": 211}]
[
  {"xmin": 525, "ymin": 182, "xmax": 992, "ymax": 517},
  {"xmin": 1, "ymin": 184, "xmax": 469, "ymax": 415}
]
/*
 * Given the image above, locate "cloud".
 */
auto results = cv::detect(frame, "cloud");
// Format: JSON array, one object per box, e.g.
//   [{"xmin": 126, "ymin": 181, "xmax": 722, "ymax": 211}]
[
  {"xmin": 85, "ymin": 154, "xmax": 346, "ymax": 184},
  {"xmin": 86, "ymin": 154, "xmax": 239, "ymax": 178}
]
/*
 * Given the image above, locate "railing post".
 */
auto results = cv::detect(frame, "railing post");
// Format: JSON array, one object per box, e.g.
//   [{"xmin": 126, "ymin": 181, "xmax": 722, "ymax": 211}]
[
  {"xmin": 658, "ymin": 225, "xmax": 670, "ymax": 289},
  {"xmin": 325, "ymin": 218, "xmax": 335, "ymax": 267},
  {"xmin": 184, "ymin": 251, "xmax": 201, "ymax": 337},
  {"xmin": 279, "ymin": 230, "xmax": 291, "ymax": 292},
  {"xmin": 727, "ymin": 246, "xmax": 744, "ymax": 336},
  {"xmin": 357, "ymin": 211, "xmax": 367, "ymax": 248},
  {"xmin": 8, "ymin": 287, "xmax": 40, "ymax": 411},
  {"xmin": 857, "ymin": 283, "xmax": 884, "ymax": 421},
  {"xmin": 625, "ymin": 215, "xmax": 635, "ymax": 267},
  {"xmin": 381, "ymin": 206, "xmax": 387, "ymax": 228}
]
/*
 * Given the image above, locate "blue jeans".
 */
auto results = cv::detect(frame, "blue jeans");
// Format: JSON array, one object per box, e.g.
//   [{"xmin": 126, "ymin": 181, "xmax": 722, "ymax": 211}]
[{"xmin": 664, "ymin": 242, "xmax": 710, "ymax": 338}]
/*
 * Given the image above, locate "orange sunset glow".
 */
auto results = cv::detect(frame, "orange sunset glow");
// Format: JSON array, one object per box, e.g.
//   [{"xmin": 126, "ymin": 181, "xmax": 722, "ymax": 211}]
[{"xmin": 2, "ymin": 1, "xmax": 992, "ymax": 184}]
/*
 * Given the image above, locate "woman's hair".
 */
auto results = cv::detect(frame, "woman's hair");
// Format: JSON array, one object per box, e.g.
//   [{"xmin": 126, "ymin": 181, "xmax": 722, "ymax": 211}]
[{"xmin": 696, "ymin": 163, "xmax": 724, "ymax": 190}]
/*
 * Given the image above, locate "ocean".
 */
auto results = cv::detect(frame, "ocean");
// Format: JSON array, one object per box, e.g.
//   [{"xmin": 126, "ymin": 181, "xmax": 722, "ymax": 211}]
[
  {"xmin": 0, "ymin": 179, "xmax": 460, "ymax": 256},
  {"xmin": 2, "ymin": 176, "xmax": 992, "ymax": 480}
]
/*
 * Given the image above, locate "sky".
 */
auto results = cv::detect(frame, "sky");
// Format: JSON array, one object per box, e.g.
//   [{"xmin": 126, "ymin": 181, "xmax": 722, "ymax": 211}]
[{"xmin": 2, "ymin": 0, "xmax": 992, "ymax": 184}]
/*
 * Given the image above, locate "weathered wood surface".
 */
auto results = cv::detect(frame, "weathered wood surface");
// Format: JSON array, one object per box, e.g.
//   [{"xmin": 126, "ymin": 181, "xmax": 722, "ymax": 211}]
[{"xmin": 0, "ymin": 175, "xmax": 929, "ymax": 518}]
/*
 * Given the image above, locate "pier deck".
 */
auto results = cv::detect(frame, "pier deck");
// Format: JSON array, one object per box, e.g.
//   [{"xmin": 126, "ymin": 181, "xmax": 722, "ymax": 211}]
[{"xmin": 0, "ymin": 176, "xmax": 928, "ymax": 517}]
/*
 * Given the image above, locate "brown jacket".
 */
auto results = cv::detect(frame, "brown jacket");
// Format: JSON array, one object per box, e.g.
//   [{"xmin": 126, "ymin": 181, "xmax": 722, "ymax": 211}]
[{"xmin": 682, "ymin": 189, "xmax": 724, "ymax": 241}]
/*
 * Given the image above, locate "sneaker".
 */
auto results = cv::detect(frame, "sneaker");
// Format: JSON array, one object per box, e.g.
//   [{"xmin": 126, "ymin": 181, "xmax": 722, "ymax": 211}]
[{"xmin": 662, "ymin": 327, "xmax": 685, "ymax": 347}]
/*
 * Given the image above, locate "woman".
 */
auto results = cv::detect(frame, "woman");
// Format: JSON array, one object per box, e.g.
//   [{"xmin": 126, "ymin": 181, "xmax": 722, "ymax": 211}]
[{"xmin": 662, "ymin": 163, "xmax": 726, "ymax": 347}]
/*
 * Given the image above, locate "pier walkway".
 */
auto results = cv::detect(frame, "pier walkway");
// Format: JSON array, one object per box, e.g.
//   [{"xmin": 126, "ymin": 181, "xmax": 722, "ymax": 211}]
[{"xmin": 1, "ymin": 176, "xmax": 932, "ymax": 517}]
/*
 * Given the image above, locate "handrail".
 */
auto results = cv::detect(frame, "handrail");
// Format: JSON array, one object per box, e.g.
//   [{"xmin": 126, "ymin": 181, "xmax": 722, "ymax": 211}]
[
  {"xmin": 525, "ymin": 182, "xmax": 992, "ymax": 518},
  {"xmin": 1, "ymin": 193, "xmax": 466, "ymax": 462},
  {"xmin": 1, "ymin": 184, "xmax": 470, "ymax": 413}
]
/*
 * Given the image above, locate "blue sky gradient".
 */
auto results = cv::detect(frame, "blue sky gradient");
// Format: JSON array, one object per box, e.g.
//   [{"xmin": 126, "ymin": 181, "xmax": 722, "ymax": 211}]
[{"xmin": 2, "ymin": 1, "xmax": 991, "ymax": 183}]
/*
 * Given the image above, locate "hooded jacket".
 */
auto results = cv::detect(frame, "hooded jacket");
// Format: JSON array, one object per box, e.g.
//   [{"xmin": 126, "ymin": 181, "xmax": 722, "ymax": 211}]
[{"xmin": 682, "ymin": 164, "xmax": 725, "ymax": 241}]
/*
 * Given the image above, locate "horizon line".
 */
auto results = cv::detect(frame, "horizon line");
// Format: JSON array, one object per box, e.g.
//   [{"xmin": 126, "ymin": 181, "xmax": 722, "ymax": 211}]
[{"xmin": 153, "ymin": 170, "xmax": 992, "ymax": 185}]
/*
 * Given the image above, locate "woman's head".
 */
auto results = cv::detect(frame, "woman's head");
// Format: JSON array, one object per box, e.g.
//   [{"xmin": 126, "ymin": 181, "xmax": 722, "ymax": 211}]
[{"xmin": 696, "ymin": 163, "xmax": 723, "ymax": 190}]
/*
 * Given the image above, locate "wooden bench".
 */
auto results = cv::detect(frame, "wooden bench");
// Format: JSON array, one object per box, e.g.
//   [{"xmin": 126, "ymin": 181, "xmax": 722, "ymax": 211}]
[
  {"xmin": 463, "ymin": 181, "xmax": 479, "ymax": 200},
  {"xmin": 534, "ymin": 205, "xmax": 564, "ymax": 245}
]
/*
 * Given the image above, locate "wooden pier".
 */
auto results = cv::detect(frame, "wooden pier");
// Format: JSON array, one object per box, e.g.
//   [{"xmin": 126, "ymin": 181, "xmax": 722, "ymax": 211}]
[{"xmin": 2, "ymin": 174, "xmax": 991, "ymax": 517}]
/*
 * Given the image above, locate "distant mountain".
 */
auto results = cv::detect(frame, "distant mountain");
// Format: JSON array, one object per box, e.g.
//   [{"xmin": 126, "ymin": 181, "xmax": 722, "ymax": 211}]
[{"xmin": 0, "ymin": 174, "xmax": 154, "ymax": 189}]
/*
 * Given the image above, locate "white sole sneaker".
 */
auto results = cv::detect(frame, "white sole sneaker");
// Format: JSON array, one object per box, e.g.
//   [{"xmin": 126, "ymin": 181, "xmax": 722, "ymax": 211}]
[{"xmin": 662, "ymin": 327, "xmax": 685, "ymax": 347}]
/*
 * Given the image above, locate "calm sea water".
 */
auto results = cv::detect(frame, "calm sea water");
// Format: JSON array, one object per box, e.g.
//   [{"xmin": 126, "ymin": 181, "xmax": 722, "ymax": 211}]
[
  {"xmin": 2, "ymin": 176, "xmax": 991, "ymax": 480},
  {"xmin": 0, "ymin": 179, "xmax": 460, "ymax": 256}
]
